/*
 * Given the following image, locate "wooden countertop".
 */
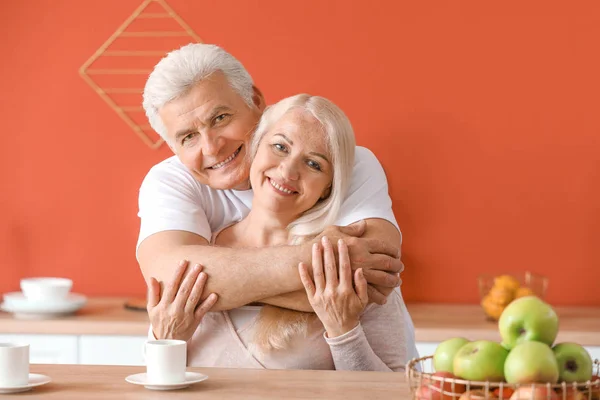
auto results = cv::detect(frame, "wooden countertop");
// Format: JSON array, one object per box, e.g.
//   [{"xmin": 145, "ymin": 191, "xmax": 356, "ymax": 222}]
[
  {"xmin": 1, "ymin": 298, "xmax": 599, "ymax": 345},
  {"xmin": 22, "ymin": 364, "xmax": 407, "ymax": 399},
  {"xmin": 407, "ymin": 303, "xmax": 600, "ymax": 346},
  {"xmin": 0, "ymin": 297, "xmax": 149, "ymax": 335}
]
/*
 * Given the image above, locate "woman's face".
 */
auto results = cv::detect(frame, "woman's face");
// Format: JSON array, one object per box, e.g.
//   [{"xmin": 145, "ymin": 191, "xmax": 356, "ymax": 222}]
[{"xmin": 250, "ymin": 109, "xmax": 333, "ymax": 220}]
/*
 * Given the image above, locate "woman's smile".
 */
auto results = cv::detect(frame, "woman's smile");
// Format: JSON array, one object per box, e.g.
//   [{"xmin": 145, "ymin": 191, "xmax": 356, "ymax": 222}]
[{"xmin": 268, "ymin": 177, "xmax": 298, "ymax": 196}]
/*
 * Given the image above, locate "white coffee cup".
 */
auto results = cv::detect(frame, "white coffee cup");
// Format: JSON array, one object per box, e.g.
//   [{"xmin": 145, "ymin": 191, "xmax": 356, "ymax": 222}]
[
  {"xmin": 144, "ymin": 340, "xmax": 186, "ymax": 384},
  {"xmin": 20, "ymin": 277, "xmax": 73, "ymax": 301},
  {"xmin": 0, "ymin": 343, "xmax": 29, "ymax": 387}
]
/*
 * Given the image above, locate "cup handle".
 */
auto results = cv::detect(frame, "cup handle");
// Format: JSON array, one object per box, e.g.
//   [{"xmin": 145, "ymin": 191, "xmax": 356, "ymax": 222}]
[{"xmin": 141, "ymin": 342, "xmax": 147, "ymax": 362}]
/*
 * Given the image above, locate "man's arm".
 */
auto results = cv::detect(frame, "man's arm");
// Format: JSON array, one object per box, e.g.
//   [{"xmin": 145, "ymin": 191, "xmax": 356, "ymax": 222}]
[
  {"xmin": 137, "ymin": 230, "xmax": 312, "ymax": 311},
  {"xmin": 137, "ymin": 218, "xmax": 401, "ymax": 312},
  {"xmin": 256, "ymin": 291, "xmax": 314, "ymax": 312},
  {"xmin": 355, "ymin": 218, "xmax": 403, "ymax": 301}
]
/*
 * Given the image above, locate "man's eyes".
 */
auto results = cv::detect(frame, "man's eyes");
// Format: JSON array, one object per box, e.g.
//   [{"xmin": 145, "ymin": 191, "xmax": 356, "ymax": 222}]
[
  {"xmin": 181, "ymin": 132, "xmax": 196, "ymax": 144},
  {"xmin": 273, "ymin": 143, "xmax": 287, "ymax": 152},
  {"xmin": 214, "ymin": 113, "xmax": 231, "ymax": 124}
]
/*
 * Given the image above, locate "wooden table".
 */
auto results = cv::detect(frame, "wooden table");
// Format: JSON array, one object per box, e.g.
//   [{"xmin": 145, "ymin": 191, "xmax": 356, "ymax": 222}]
[{"xmin": 18, "ymin": 364, "xmax": 408, "ymax": 399}]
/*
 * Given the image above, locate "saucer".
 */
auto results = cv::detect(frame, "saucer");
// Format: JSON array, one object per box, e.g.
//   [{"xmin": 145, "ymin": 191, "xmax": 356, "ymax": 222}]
[
  {"xmin": 125, "ymin": 372, "xmax": 208, "ymax": 391},
  {"xmin": 0, "ymin": 374, "xmax": 51, "ymax": 394},
  {"xmin": 1, "ymin": 292, "xmax": 87, "ymax": 319}
]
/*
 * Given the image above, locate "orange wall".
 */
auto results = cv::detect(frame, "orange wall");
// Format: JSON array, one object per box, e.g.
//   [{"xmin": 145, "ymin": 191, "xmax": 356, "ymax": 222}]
[{"xmin": 1, "ymin": 1, "xmax": 599, "ymax": 306}]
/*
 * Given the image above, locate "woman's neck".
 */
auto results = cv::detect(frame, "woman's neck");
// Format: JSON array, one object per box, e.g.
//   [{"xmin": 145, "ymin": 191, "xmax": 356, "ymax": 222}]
[{"xmin": 229, "ymin": 207, "xmax": 298, "ymax": 247}]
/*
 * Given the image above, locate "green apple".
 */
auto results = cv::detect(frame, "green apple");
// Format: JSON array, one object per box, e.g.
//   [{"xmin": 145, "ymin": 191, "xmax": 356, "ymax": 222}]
[
  {"xmin": 453, "ymin": 340, "xmax": 508, "ymax": 382},
  {"xmin": 504, "ymin": 341, "xmax": 559, "ymax": 384},
  {"xmin": 498, "ymin": 295, "xmax": 559, "ymax": 350},
  {"xmin": 553, "ymin": 342, "xmax": 593, "ymax": 383},
  {"xmin": 434, "ymin": 338, "xmax": 470, "ymax": 373}
]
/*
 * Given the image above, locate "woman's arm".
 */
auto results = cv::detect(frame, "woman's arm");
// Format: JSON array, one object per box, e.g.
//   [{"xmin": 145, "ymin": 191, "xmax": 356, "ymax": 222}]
[
  {"xmin": 298, "ymin": 237, "xmax": 409, "ymax": 371},
  {"xmin": 325, "ymin": 291, "xmax": 409, "ymax": 372}
]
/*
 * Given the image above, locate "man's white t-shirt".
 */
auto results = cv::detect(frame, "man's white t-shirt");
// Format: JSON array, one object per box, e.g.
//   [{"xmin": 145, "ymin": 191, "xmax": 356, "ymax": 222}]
[{"xmin": 136, "ymin": 146, "xmax": 400, "ymax": 250}]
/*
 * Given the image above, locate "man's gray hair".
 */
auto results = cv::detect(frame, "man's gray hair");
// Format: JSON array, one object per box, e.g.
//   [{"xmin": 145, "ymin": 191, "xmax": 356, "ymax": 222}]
[
  {"xmin": 143, "ymin": 43, "xmax": 255, "ymax": 141},
  {"xmin": 249, "ymin": 94, "xmax": 356, "ymax": 239}
]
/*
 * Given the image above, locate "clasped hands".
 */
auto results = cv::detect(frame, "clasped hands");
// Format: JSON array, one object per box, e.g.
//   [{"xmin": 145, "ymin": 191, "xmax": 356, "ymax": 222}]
[{"xmin": 146, "ymin": 221, "xmax": 403, "ymax": 341}]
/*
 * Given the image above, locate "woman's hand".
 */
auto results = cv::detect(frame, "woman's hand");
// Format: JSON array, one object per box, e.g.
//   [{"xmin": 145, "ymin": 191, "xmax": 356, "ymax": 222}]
[
  {"xmin": 298, "ymin": 236, "xmax": 369, "ymax": 338},
  {"xmin": 310, "ymin": 221, "xmax": 403, "ymax": 305},
  {"xmin": 147, "ymin": 260, "xmax": 218, "ymax": 342}
]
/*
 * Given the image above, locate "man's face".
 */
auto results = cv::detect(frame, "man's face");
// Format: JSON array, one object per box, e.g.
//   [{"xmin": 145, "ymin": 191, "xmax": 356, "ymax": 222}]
[{"xmin": 159, "ymin": 71, "xmax": 264, "ymax": 190}]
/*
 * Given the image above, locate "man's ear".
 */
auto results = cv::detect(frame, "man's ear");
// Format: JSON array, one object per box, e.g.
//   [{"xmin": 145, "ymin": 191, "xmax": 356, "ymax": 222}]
[{"xmin": 252, "ymin": 85, "xmax": 266, "ymax": 111}]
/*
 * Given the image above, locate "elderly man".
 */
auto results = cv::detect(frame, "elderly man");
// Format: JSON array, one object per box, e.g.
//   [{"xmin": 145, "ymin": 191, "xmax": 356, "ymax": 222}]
[{"xmin": 137, "ymin": 43, "xmax": 404, "ymax": 317}]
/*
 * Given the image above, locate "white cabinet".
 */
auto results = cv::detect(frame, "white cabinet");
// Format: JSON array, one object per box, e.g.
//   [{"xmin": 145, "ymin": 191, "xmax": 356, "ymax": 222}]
[
  {"xmin": 586, "ymin": 346, "xmax": 600, "ymax": 363},
  {"xmin": 415, "ymin": 342, "xmax": 439, "ymax": 359},
  {"xmin": 79, "ymin": 335, "xmax": 147, "ymax": 366},
  {"xmin": 414, "ymin": 342, "xmax": 438, "ymax": 372},
  {"xmin": 0, "ymin": 334, "xmax": 78, "ymax": 364},
  {"xmin": 0, "ymin": 333, "xmax": 149, "ymax": 366},
  {"xmin": 0, "ymin": 335, "xmax": 596, "ymax": 367}
]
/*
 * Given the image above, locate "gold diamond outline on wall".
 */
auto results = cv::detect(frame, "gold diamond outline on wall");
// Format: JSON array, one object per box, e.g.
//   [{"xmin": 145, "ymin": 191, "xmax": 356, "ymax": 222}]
[{"xmin": 79, "ymin": 0, "xmax": 203, "ymax": 150}]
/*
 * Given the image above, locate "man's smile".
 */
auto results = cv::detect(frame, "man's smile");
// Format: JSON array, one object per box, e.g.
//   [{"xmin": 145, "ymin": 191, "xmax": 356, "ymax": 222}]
[{"xmin": 207, "ymin": 145, "xmax": 242, "ymax": 170}]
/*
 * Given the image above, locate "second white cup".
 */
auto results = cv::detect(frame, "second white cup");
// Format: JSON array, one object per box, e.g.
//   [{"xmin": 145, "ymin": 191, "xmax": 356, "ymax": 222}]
[
  {"xmin": 144, "ymin": 339, "xmax": 187, "ymax": 384},
  {"xmin": 0, "ymin": 343, "xmax": 30, "ymax": 387}
]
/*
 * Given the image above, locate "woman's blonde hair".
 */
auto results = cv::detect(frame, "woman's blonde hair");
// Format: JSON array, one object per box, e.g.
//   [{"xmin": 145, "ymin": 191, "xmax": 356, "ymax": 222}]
[{"xmin": 248, "ymin": 94, "xmax": 356, "ymax": 352}]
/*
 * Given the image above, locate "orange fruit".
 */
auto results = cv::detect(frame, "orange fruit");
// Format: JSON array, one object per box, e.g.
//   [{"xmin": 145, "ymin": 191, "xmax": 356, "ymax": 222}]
[
  {"xmin": 515, "ymin": 287, "xmax": 535, "ymax": 298},
  {"xmin": 493, "ymin": 275, "xmax": 520, "ymax": 292}
]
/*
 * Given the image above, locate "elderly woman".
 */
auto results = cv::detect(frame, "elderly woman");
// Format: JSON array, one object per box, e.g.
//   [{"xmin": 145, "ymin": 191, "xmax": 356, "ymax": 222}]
[{"xmin": 147, "ymin": 94, "xmax": 416, "ymax": 371}]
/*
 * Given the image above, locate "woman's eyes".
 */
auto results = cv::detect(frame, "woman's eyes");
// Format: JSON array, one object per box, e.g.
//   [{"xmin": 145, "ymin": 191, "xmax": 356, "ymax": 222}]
[
  {"xmin": 306, "ymin": 159, "xmax": 322, "ymax": 171},
  {"xmin": 272, "ymin": 143, "xmax": 323, "ymax": 171}
]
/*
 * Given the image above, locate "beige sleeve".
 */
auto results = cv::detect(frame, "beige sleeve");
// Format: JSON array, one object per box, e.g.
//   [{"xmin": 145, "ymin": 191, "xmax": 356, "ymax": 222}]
[{"xmin": 324, "ymin": 291, "xmax": 410, "ymax": 372}]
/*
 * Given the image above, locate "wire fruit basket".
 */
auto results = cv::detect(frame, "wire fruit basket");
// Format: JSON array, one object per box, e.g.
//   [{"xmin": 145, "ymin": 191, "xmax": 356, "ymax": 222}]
[{"xmin": 406, "ymin": 355, "xmax": 600, "ymax": 400}]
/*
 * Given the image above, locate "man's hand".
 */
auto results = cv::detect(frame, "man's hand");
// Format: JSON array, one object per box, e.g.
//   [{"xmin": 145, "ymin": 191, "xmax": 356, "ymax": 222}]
[
  {"xmin": 147, "ymin": 260, "xmax": 219, "ymax": 341},
  {"xmin": 311, "ymin": 219, "xmax": 403, "ymax": 305}
]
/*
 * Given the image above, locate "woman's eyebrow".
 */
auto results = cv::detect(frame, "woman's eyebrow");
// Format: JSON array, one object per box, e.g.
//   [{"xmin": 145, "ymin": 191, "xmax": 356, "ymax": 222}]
[
  {"xmin": 310, "ymin": 152, "xmax": 330, "ymax": 162},
  {"xmin": 274, "ymin": 133, "xmax": 293, "ymax": 144}
]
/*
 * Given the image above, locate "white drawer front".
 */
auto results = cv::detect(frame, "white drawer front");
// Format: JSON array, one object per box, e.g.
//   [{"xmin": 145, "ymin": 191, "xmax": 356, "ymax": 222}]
[
  {"xmin": 414, "ymin": 342, "xmax": 439, "ymax": 372},
  {"xmin": 79, "ymin": 335, "xmax": 147, "ymax": 366},
  {"xmin": 415, "ymin": 342, "xmax": 439, "ymax": 358},
  {"xmin": 0, "ymin": 334, "xmax": 78, "ymax": 364},
  {"xmin": 586, "ymin": 346, "xmax": 600, "ymax": 363}
]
